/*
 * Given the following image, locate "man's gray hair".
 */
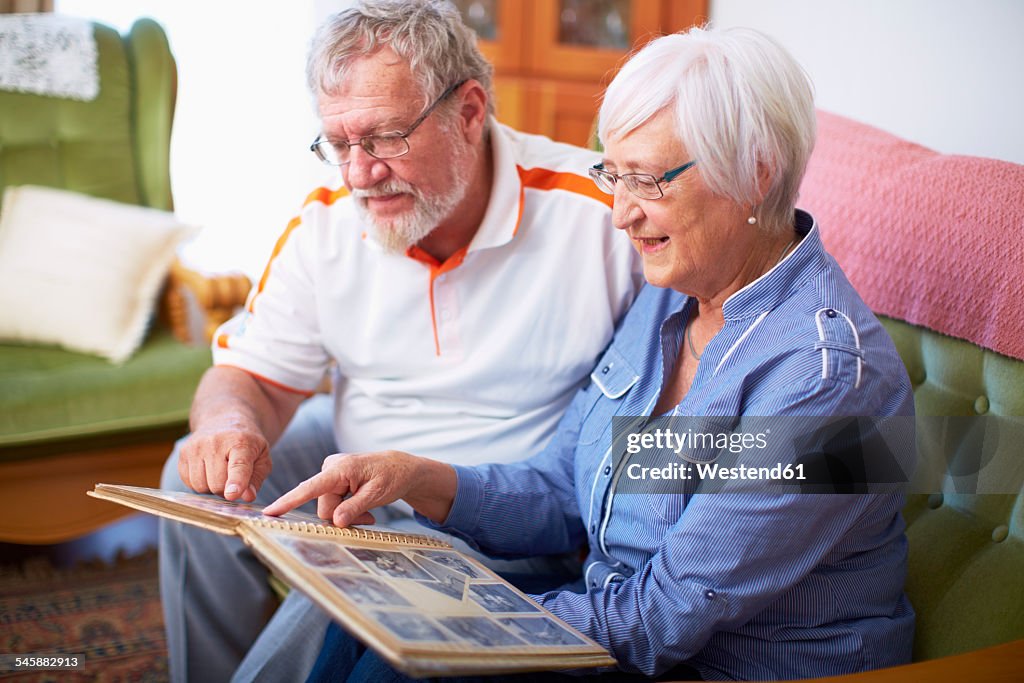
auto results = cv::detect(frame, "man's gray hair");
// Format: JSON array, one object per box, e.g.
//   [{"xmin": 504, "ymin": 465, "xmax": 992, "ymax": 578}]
[
  {"xmin": 307, "ymin": 0, "xmax": 495, "ymax": 118},
  {"xmin": 598, "ymin": 26, "xmax": 816, "ymax": 234}
]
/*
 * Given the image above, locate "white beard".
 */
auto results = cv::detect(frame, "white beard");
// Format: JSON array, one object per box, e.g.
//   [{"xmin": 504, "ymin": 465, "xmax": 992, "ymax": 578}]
[{"xmin": 353, "ymin": 142, "xmax": 474, "ymax": 255}]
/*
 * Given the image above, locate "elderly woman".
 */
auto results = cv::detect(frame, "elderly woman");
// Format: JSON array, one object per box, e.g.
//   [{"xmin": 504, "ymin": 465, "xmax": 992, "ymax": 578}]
[{"xmin": 268, "ymin": 26, "xmax": 915, "ymax": 682}]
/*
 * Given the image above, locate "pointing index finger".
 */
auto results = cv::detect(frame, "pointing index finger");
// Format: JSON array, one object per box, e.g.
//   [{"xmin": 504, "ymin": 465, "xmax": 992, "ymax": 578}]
[
  {"xmin": 224, "ymin": 446, "xmax": 256, "ymax": 501},
  {"xmin": 263, "ymin": 471, "xmax": 336, "ymax": 517}
]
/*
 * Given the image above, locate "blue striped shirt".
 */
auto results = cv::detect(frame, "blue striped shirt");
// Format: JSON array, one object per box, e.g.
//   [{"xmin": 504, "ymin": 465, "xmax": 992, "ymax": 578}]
[{"xmin": 427, "ymin": 211, "xmax": 916, "ymax": 680}]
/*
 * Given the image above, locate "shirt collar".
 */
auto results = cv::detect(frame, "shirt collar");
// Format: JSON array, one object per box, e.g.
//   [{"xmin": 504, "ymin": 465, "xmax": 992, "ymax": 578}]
[
  {"xmin": 463, "ymin": 118, "xmax": 520, "ymax": 253},
  {"xmin": 721, "ymin": 209, "xmax": 825, "ymax": 321}
]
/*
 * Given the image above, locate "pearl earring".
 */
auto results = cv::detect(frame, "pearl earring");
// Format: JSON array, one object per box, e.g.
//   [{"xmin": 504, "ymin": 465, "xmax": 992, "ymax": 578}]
[{"xmin": 747, "ymin": 215, "xmax": 757, "ymax": 225}]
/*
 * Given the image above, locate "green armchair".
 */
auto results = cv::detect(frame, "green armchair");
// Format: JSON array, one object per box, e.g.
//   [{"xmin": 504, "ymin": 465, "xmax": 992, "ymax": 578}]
[{"xmin": 0, "ymin": 18, "xmax": 249, "ymax": 543}]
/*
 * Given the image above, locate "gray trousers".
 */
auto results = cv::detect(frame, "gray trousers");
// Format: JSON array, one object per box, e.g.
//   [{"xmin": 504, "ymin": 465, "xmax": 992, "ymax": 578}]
[
  {"xmin": 159, "ymin": 395, "xmax": 580, "ymax": 682},
  {"xmin": 160, "ymin": 395, "xmax": 338, "ymax": 683}
]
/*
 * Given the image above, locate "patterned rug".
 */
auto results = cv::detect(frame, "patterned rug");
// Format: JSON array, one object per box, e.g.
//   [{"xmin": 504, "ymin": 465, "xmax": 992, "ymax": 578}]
[{"xmin": 0, "ymin": 550, "xmax": 167, "ymax": 682}]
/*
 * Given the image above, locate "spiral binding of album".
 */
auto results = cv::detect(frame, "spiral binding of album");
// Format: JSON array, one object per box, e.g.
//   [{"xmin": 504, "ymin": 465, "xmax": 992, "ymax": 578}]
[{"xmin": 248, "ymin": 517, "xmax": 452, "ymax": 548}]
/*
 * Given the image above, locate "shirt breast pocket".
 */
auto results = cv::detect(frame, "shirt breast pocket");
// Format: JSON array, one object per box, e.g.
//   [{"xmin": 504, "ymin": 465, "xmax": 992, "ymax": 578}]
[{"xmin": 577, "ymin": 347, "xmax": 640, "ymax": 446}]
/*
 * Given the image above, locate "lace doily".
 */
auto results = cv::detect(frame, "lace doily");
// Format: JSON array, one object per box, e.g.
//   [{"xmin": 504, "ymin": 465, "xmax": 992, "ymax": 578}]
[{"xmin": 0, "ymin": 14, "xmax": 99, "ymax": 101}]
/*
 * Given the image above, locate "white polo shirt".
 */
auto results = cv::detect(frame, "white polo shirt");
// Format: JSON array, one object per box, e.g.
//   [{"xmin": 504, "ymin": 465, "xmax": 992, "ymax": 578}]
[{"xmin": 213, "ymin": 121, "xmax": 642, "ymax": 466}]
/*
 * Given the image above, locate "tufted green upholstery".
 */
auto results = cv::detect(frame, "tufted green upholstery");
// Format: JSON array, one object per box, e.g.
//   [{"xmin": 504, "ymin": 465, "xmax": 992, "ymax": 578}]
[{"xmin": 879, "ymin": 317, "xmax": 1024, "ymax": 660}]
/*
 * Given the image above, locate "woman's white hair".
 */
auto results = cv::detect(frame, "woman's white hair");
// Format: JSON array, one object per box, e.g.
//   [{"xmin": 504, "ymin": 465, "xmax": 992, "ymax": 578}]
[
  {"xmin": 599, "ymin": 26, "xmax": 816, "ymax": 234},
  {"xmin": 307, "ymin": 0, "xmax": 495, "ymax": 119}
]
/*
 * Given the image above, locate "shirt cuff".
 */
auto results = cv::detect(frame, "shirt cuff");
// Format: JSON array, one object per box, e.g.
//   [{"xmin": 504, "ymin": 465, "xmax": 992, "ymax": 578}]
[{"xmin": 417, "ymin": 464, "xmax": 485, "ymax": 536}]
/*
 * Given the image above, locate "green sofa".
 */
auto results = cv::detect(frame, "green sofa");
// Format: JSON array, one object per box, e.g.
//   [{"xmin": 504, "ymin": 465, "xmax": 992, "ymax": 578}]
[
  {"xmin": 794, "ymin": 111, "xmax": 1024, "ymax": 673},
  {"xmin": 0, "ymin": 18, "xmax": 248, "ymax": 543}
]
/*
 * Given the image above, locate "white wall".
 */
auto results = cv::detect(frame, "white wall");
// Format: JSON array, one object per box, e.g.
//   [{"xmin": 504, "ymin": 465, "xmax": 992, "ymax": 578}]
[
  {"xmin": 710, "ymin": 0, "xmax": 1024, "ymax": 165},
  {"xmin": 57, "ymin": 1, "xmax": 334, "ymax": 278}
]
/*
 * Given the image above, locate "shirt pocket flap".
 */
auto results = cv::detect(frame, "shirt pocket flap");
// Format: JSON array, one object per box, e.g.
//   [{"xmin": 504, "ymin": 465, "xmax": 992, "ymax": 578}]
[{"xmin": 590, "ymin": 347, "xmax": 640, "ymax": 400}]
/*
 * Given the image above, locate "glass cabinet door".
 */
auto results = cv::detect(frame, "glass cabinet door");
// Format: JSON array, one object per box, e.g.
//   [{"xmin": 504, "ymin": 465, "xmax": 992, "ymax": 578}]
[
  {"xmin": 450, "ymin": 0, "xmax": 522, "ymax": 72},
  {"xmin": 450, "ymin": 0, "xmax": 499, "ymax": 41},
  {"xmin": 557, "ymin": 0, "xmax": 632, "ymax": 50},
  {"xmin": 447, "ymin": 0, "xmax": 709, "ymax": 146},
  {"xmin": 527, "ymin": 0, "xmax": 662, "ymax": 82}
]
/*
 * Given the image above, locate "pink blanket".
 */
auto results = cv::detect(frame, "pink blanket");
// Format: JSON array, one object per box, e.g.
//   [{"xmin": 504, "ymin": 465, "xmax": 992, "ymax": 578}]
[{"xmin": 799, "ymin": 110, "xmax": 1024, "ymax": 360}]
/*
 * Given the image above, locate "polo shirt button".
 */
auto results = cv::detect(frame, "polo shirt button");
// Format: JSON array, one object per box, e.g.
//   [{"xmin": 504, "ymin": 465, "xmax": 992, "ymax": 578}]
[
  {"xmin": 601, "ymin": 366, "xmax": 610, "ymax": 374},
  {"xmin": 704, "ymin": 589, "xmax": 716, "ymax": 600},
  {"xmin": 825, "ymin": 309, "xmax": 837, "ymax": 318},
  {"xmin": 603, "ymin": 466, "xmax": 611, "ymax": 475},
  {"xmin": 590, "ymin": 523, "xmax": 596, "ymax": 534}
]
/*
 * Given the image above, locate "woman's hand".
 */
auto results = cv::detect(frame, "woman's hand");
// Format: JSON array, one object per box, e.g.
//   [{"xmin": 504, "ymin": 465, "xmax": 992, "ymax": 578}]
[{"xmin": 263, "ymin": 450, "xmax": 457, "ymax": 527}]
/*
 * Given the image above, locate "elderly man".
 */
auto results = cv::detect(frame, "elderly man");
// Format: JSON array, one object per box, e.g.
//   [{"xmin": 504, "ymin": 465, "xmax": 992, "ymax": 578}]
[{"xmin": 158, "ymin": 1, "xmax": 640, "ymax": 681}]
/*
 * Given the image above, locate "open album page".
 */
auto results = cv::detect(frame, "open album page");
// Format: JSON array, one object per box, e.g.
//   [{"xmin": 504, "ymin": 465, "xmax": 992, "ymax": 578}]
[{"xmin": 243, "ymin": 526, "xmax": 615, "ymax": 677}]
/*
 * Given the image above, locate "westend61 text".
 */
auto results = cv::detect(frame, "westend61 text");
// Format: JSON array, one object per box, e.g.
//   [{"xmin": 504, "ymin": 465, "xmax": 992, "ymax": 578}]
[{"xmin": 626, "ymin": 462, "xmax": 807, "ymax": 481}]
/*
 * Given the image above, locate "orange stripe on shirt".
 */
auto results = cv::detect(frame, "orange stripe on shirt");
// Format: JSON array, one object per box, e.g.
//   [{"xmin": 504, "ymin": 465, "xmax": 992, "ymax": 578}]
[
  {"xmin": 301, "ymin": 185, "xmax": 350, "ymax": 210},
  {"xmin": 517, "ymin": 166, "xmax": 613, "ymax": 208},
  {"xmin": 407, "ymin": 245, "xmax": 468, "ymax": 356},
  {"xmin": 247, "ymin": 186, "xmax": 350, "ymax": 313},
  {"xmin": 215, "ymin": 364, "xmax": 315, "ymax": 397}
]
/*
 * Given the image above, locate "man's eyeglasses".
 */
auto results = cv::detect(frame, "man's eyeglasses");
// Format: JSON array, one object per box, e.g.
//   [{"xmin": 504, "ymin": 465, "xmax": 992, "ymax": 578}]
[
  {"xmin": 588, "ymin": 159, "xmax": 698, "ymax": 200},
  {"xmin": 310, "ymin": 80, "xmax": 467, "ymax": 166}
]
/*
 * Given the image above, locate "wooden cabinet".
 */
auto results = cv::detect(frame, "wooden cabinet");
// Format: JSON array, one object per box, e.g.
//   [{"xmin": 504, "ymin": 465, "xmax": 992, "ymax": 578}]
[{"xmin": 452, "ymin": 0, "xmax": 709, "ymax": 146}]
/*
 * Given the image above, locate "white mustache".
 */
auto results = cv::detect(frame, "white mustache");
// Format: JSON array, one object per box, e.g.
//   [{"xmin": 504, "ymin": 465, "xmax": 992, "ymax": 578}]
[{"xmin": 351, "ymin": 180, "xmax": 419, "ymax": 200}]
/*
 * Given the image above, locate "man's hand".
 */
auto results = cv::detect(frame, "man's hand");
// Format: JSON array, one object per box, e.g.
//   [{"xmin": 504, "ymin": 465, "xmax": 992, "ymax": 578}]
[
  {"xmin": 181, "ymin": 366, "xmax": 306, "ymax": 502},
  {"xmin": 178, "ymin": 424, "xmax": 271, "ymax": 503},
  {"xmin": 264, "ymin": 451, "xmax": 457, "ymax": 527}
]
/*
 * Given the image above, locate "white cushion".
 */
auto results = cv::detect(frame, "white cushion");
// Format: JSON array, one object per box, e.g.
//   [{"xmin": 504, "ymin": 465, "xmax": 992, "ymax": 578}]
[{"xmin": 0, "ymin": 186, "xmax": 197, "ymax": 362}]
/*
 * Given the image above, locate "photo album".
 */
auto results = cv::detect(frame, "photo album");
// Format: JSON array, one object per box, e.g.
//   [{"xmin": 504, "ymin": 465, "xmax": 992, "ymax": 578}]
[{"xmin": 87, "ymin": 484, "xmax": 616, "ymax": 677}]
